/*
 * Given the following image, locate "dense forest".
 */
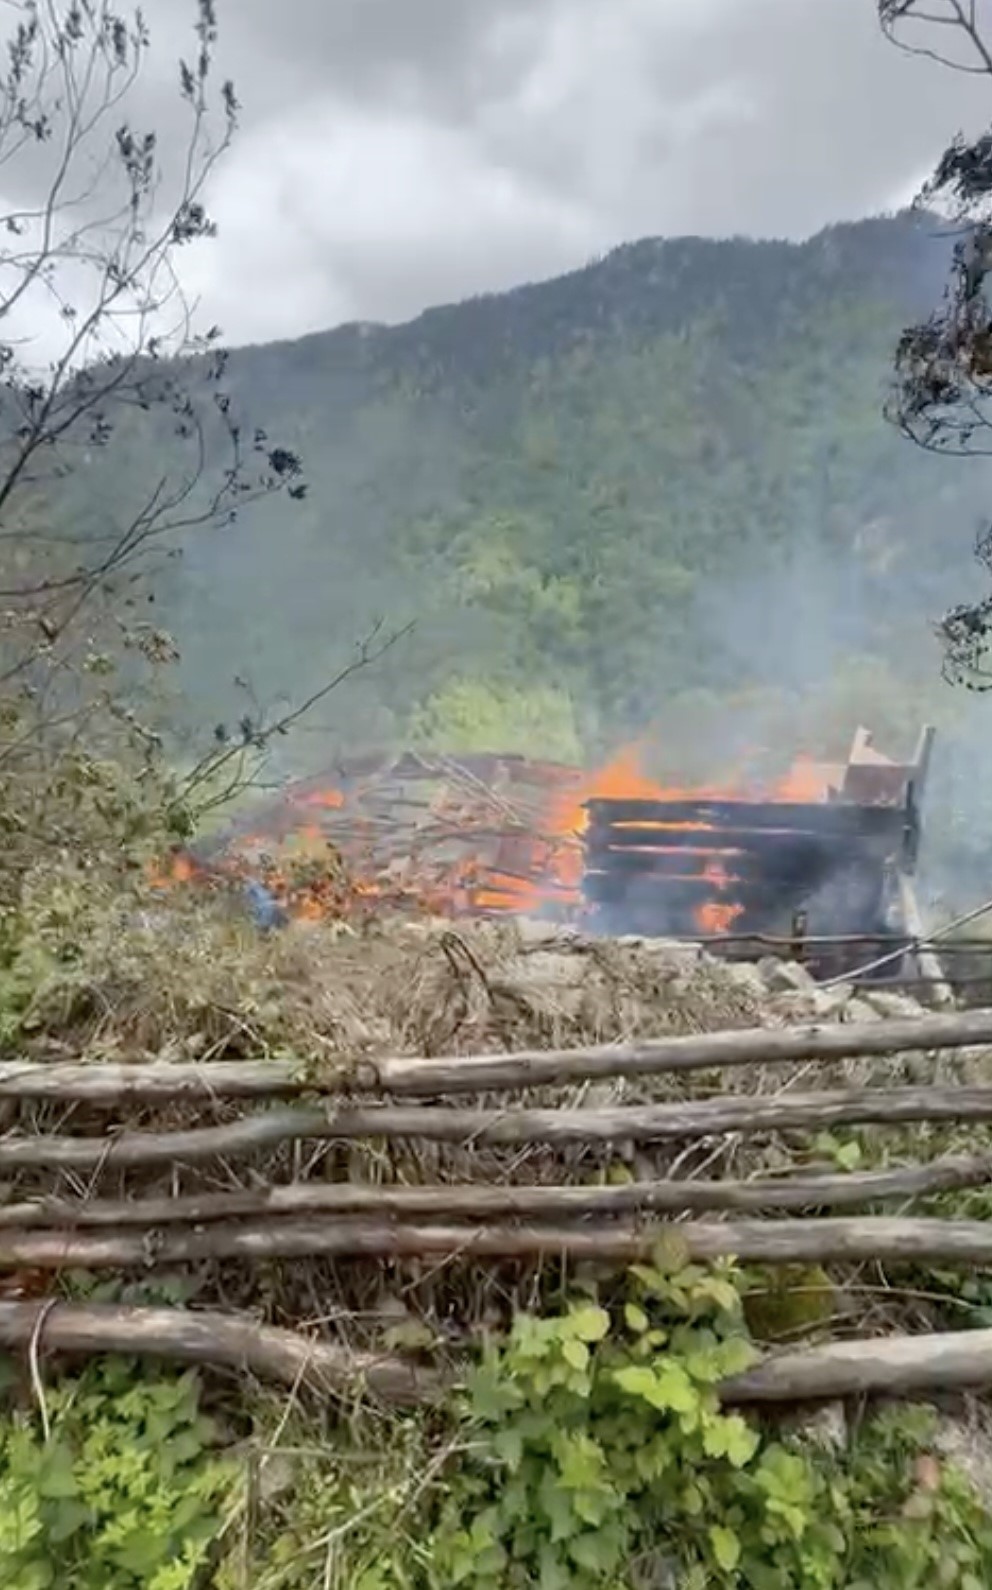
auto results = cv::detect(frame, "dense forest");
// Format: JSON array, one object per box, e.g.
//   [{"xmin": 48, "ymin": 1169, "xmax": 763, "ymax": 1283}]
[{"xmin": 53, "ymin": 208, "xmax": 992, "ymax": 898}]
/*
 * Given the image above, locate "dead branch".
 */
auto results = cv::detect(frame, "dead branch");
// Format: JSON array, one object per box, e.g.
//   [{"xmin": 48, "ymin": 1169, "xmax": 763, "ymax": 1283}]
[
  {"xmin": 0, "ymin": 1301, "xmax": 438, "ymax": 1404},
  {"xmin": 4, "ymin": 1153, "xmax": 990, "ymax": 1229},
  {"xmin": 6, "ymin": 1006, "xmax": 992, "ymax": 1103},
  {"xmin": 5, "ymin": 1085, "xmax": 992, "ymax": 1168},
  {"xmin": 722, "ymin": 1326, "xmax": 992, "ymax": 1404},
  {"xmin": 2, "ymin": 1216, "xmax": 992, "ymax": 1269}
]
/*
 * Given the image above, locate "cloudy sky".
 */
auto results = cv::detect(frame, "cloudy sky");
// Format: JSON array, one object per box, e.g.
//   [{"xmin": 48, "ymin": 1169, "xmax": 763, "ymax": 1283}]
[{"xmin": 17, "ymin": 0, "xmax": 992, "ymax": 350}]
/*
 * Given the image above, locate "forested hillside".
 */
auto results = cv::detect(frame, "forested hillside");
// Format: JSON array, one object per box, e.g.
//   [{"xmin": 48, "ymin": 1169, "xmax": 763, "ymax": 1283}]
[{"xmin": 66, "ymin": 209, "xmax": 992, "ymax": 831}]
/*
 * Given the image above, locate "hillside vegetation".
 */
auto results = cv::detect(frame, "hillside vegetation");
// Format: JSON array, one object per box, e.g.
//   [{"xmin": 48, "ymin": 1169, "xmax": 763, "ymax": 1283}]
[
  {"xmin": 75, "ymin": 213, "xmax": 968, "ymax": 742},
  {"xmin": 49, "ymin": 208, "xmax": 992, "ymax": 902}
]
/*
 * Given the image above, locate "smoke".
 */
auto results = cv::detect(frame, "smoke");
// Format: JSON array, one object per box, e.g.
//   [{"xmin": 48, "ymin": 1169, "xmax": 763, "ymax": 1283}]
[
  {"xmin": 651, "ymin": 487, "xmax": 992, "ymax": 920},
  {"xmin": 141, "ymin": 209, "xmax": 992, "ymax": 931}
]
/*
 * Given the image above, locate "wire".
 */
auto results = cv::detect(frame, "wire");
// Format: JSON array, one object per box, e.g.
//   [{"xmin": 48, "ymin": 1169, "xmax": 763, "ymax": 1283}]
[{"xmin": 816, "ymin": 894, "xmax": 992, "ymax": 990}]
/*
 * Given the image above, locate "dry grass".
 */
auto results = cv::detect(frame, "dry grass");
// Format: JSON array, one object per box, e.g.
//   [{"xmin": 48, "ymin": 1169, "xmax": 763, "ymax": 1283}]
[
  {"xmin": 3, "ymin": 874, "xmax": 963, "ymax": 1352},
  {"xmin": 12, "ymin": 890, "xmax": 770, "ymax": 1063}
]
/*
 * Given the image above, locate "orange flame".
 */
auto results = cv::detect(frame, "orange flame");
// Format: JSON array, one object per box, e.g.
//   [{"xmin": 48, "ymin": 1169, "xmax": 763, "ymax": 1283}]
[{"xmin": 145, "ymin": 740, "xmax": 836, "ymax": 933}]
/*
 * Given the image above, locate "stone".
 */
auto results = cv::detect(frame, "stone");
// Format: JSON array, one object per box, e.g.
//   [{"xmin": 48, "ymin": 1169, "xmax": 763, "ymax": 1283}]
[
  {"xmin": 843, "ymin": 997, "xmax": 885, "ymax": 1023},
  {"xmin": 722, "ymin": 961, "xmax": 770, "ymax": 998},
  {"xmin": 514, "ymin": 916, "xmax": 569, "ymax": 949},
  {"xmin": 758, "ymin": 957, "xmax": 815, "ymax": 993},
  {"xmin": 857, "ymin": 988, "xmax": 926, "ymax": 1021},
  {"xmin": 793, "ymin": 1401, "xmax": 847, "ymax": 1453}
]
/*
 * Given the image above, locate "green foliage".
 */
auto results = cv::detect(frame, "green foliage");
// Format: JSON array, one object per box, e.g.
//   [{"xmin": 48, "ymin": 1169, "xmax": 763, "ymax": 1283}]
[
  {"xmin": 410, "ymin": 676, "xmax": 582, "ymax": 760},
  {"xmin": 5, "ymin": 1279, "xmax": 992, "ymax": 1590},
  {"xmin": 66, "ymin": 215, "xmax": 966, "ymax": 764},
  {"xmin": 0, "ymin": 1359, "xmax": 234, "ymax": 1590},
  {"xmin": 419, "ymin": 1257, "xmax": 992, "ymax": 1589}
]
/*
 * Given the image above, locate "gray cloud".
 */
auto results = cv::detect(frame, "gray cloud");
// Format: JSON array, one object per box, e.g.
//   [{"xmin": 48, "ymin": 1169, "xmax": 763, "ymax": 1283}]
[{"xmin": 10, "ymin": 0, "xmax": 992, "ymax": 347}]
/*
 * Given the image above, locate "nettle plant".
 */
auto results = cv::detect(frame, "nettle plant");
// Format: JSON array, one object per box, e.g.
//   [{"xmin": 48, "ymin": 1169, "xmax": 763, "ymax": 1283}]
[
  {"xmin": 0, "ymin": 1357, "xmax": 234, "ymax": 1590},
  {"xmin": 426, "ymin": 1251, "xmax": 992, "ymax": 1590}
]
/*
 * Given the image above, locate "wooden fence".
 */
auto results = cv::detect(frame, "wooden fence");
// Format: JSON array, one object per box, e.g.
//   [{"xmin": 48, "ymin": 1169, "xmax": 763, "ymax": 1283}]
[{"xmin": 5, "ymin": 1006, "xmax": 992, "ymax": 1406}]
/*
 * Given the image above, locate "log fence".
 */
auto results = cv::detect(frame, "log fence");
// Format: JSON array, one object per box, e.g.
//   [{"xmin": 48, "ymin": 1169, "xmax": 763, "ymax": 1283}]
[{"xmin": 4, "ymin": 1006, "xmax": 992, "ymax": 1407}]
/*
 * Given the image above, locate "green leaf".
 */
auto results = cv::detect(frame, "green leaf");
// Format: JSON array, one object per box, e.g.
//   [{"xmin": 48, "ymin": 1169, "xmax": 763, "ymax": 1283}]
[
  {"xmin": 614, "ymin": 1362, "xmax": 697, "ymax": 1414},
  {"xmin": 538, "ymin": 1473, "xmax": 577, "ymax": 1543},
  {"xmin": 835, "ymin": 1140, "xmax": 862, "ymax": 1171},
  {"xmin": 723, "ymin": 1415, "xmax": 761, "ymax": 1469},
  {"xmin": 613, "ymin": 1364, "xmax": 657, "ymax": 1403},
  {"xmin": 651, "ymin": 1231, "xmax": 691, "ymax": 1276},
  {"xmin": 469, "ymin": 1363, "xmax": 522, "ymax": 1422},
  {"xmin": 569, "ymin": 1529, "xmax": 621, "ymax": 1573},
  {"xmin": 493, "ymin": 1425, "xmax": 524, "ymax": 1472},
  {"xmin": 715, "ymin": 1336, "xmax": 760, "ymax": 1377},
  {"xmin": 710, "ymin": 1524, "xmax": 741, "ymax": 1572},
  {"xmin": 568, "ymin": 1304, "xmax": 610, "ymax": 1342},
  {"xmin": 562, "ymin": 1338, "xmax": 589, "ymax": 1372},
  {"xmin": 538, "ymin": 1541, "xmax": 571, "ymax": 1590},
  {"xmin": 701, "ymin": 1412, "xmax": 760, "ymax": 1467},
  {"xmin": 651, "ymin": 1362, "xmax": 698, "ymax": 1414},
  {"xmin": 624, "ymin": 1302, "xmax": 649, "ymax": 1334},
  {"xmin": 36, "ymin": 1446, "xmax": 78, "ymax": 1501},
  {"xmin": 556, "ymin": 1432, "xmax": 607, "ymax": 1492},
  {"xmin": 693, "ymin": 1277, "xmax": 741, "ymax": 1314}
]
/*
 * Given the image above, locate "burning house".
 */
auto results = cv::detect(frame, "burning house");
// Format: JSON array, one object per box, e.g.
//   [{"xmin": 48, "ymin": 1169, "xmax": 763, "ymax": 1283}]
[
  {"xmin": 157, "ymin": 726, "xmax": 935, "ymax": 985},
  {"xmin": 582, "ymin": 727, "xmax": 935, "ymax": 981}
]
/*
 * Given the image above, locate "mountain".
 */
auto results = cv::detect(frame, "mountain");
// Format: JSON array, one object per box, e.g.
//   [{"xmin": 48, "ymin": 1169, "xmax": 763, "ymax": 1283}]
[{"xmin": 61, "ymin": 210, "xmax": 992, "ymax": 804}]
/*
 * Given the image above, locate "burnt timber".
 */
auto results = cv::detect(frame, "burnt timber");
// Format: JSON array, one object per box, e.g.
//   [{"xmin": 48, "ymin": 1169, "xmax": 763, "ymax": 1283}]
[{"xmin": 582, "ymin": 727, "xmax": 935, "ymax": 981}]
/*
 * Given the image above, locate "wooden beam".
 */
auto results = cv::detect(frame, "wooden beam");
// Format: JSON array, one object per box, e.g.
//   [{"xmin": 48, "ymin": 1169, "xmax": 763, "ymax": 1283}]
[
  {"xmin": 3, "ymin": 1302, "xmax": 985, "ymax": 1413},
  {"xmin": 0, "ymin": 1059, "xmax": 309, "ymax": 1103},
  {"xmin": 898, "ymin": 873, "xmax": 955, "ymax": 1008}
]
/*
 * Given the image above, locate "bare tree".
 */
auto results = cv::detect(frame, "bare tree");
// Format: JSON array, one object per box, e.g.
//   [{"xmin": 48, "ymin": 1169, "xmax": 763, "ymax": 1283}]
[
  {"xmin": 0, "ymin": 0, "xmax": 323, "ymax": 890},
  {"xmin": 879, "ymin": 1, "xmax": 992, "ymax": 686}
]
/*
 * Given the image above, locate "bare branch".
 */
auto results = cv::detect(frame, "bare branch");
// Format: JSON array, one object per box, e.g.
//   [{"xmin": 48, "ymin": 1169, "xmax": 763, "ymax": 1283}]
[{"xmin": 879, "ymin": 0, "xmax": 992, "ymax": 681}]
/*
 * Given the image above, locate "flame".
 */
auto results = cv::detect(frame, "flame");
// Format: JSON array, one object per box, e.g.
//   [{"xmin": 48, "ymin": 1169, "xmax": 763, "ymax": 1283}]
[
  {"xmin": 696, "ymin": 856, "xmax": 746, "ymax": 935},
  {"xmin": 766, "ymin": 753, "xmax": 833, "ymax": 803},
  {"xmin": 144, "ymin": 738, "xmax": 840, "ymax": 934},
  {"xmin": 529, "ymin": 741, "xmax": 833, "ymax": 934},
  {"xmin": 296, "ymin": 787, "xmax": 345, "ymax": 810},
  {"xmin": 147, "ymin": 850, "xmax": 199, "ymax": 889}
]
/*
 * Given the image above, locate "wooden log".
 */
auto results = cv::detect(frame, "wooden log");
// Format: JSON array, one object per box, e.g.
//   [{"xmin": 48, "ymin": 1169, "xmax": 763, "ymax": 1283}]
[
  {"xmin": 0, "ymin": 1301, "xmax": 438, "ymax": 1403},
  {"xmin": 722, "ymin": 1329, "xmax": 992, "ymax": 1405},
  {"xmin": 4, "ymin": 1007, "xmax": 992, "ymax": 1103},
  {"xmin": 0, "ymin": 1059, "xmax": 310, "ymax": 1103},
  {"xmin": 4, "ymin": 1216, "xmax": 992, "ymax": 1269},
  {"xmin": 3, "ymin": 1154, "xmax": 990, "ymax": 1229},
  {"xmin": 4, "ymin": 1304, "xmax": 985, "ymax": 1413},
  {"xmin": 363, "ymin": 1008, "xmax": 992, "ymax": 1095},
  {"xmin": 3, "ymin": 1085, "xmax": 992, "ymax": 1168}
]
